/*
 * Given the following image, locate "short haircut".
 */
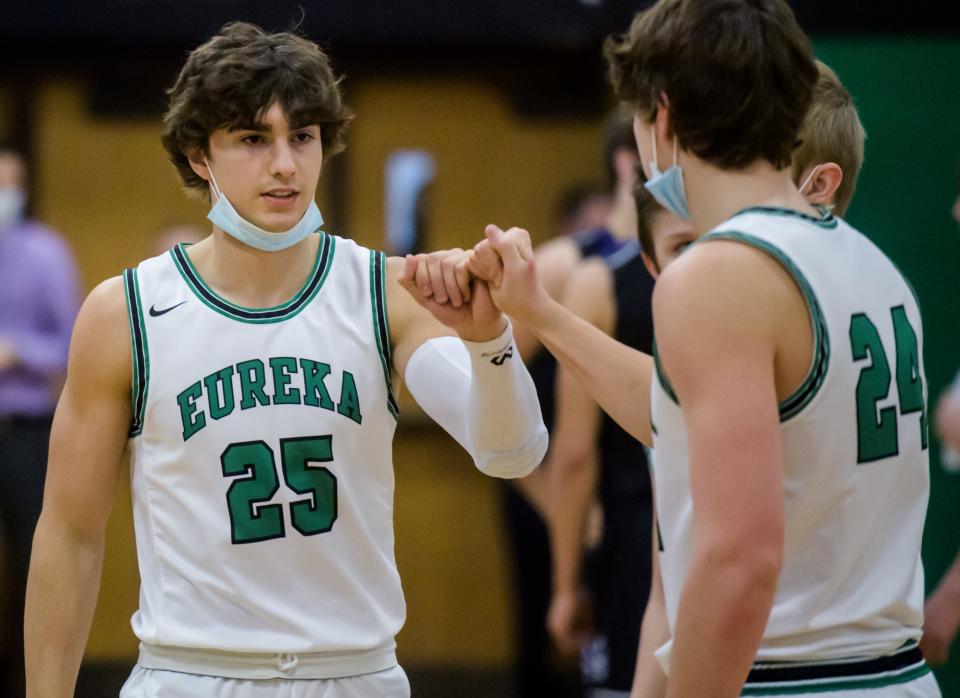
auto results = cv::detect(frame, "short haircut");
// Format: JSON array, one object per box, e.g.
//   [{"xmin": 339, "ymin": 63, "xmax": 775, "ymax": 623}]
[
  {"xmin": 792, "ymin": 61, "xmax": 866, "ymax": 216},
  {"xmin": 161, "ymin": 22, "xmax": 353, "ymax": 196},
  {"xmin": 605, "ymin": 0, "xmax": 818, "ymax": 171},
  {"xmin": 602, "ymin": 105, "xmax": 638, "ymax": 190}
]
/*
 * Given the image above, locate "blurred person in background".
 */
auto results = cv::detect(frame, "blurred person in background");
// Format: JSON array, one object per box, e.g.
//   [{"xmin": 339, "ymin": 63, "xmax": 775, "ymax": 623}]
[
  {"xmin": 0, "ymin": 145, "xmax": 80, "ymax": 695},
  {"xmin": 551, "ymin": 183, "xmax": 612, "ymax": 240},
  {"xmin": 502, "ymin": 108, "xmax": 638, "ymax": 698},
  {"xmin": 150, "ymin": 220, "xmax": 205, "ymax": 256},
  {"xmin": 920, "ymin": 166, "xmax": 960, "ymax": 667}
]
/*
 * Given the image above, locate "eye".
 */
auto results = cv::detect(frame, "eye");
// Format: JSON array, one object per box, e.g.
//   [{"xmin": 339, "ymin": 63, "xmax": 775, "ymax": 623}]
[
  {"xmin": 293, "ymin": 131, "xmax": 316, "ymax": 144},
  {"xmin": 674, "ymin": 241, "xmax": 692, "ymax": 255},
  {"xmin": 242, "ymin": 134, "xmax": 264, "ymax": 145}
]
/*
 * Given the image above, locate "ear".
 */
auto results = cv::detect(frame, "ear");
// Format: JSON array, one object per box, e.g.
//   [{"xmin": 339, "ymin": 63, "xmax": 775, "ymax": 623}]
[
  {"xmin": 641, "ymin": 250, "xmax": 661, "ymax": 279},
  {"xmin": 654, "ymin": 93, "xmax": 674, "ymax": 144},
  {"xmin": 186, "ymin": 148, "xmax": 211, "ymax": 184},
  {"xmin": 801, "ymin": 162, "xmax": 843, "ymax": 208}
]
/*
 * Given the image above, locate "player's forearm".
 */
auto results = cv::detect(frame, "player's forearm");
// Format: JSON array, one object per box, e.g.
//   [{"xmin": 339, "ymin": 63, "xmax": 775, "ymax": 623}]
[
  {"xmin": 523, "ymin": 296, "xmax": 653, "ymax": 447},
  {"xmin": 547, "ymin": 448, "xmax": 598, "ymax": 593},
  {"xmin": 666, "ymin": 548, "xmax": 779, "ymax": 698},
  {"xmin": 25, "ymin": 515, "xmax": 106, "ymax": 698}
]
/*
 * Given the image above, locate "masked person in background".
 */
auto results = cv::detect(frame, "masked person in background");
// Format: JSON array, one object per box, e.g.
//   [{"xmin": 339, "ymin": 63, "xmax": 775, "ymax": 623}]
[{"xmin": 0, "ymin": 145, "xmax": 80, "ymax": 696}]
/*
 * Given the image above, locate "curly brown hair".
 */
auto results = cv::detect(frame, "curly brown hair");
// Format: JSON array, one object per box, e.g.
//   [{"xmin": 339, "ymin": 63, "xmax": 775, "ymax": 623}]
[
  {"xmin": 605, "ymin": 0, "xmax": 817, "ymax": 171},
  {"xmin": 161, "ymin": 22, "xmax": 354, "ymax": 196}
]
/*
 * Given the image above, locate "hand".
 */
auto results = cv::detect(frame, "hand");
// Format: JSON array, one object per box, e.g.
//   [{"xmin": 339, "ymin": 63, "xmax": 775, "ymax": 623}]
[
  {"xmin": 547, "ymin": 586, "xmax": 594, "ymax": 657},
  {"xmin": 467, "ymin": 225, "xmax": 549, "ymax": 325},
  {"xmin": 398, "ymin": 249, "xmax": 505, "ymax": 342},
  {"xmin": 920, "ymin": 584, "xmax": 960, "ymax": 664},
  {"xmin": 0, "ymin": 338, "xmax": 18, "ymax": 373}
]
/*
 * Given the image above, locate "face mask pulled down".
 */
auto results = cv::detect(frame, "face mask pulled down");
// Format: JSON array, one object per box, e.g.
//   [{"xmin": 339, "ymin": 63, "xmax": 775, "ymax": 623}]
[
  {"xmin": 0, "ymin": 186, "xmax": 26, "ymax": 230},
  {"xmin": 644, "ymin": 132, "xmax": 690, "ymax": 221},
  {"xmin": 205, "ymin": 160, "xmax": 323, "ymax": 252}
]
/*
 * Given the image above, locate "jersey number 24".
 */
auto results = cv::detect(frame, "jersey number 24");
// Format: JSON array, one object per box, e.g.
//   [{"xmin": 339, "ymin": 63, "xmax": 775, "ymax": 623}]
[{"xmin": 850, "ymin": 305, "xmax": 927, "ymax": 464}]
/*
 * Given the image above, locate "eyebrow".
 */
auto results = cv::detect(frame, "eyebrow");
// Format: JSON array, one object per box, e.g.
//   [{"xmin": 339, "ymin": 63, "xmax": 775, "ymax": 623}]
[{"xmin": 228, "ymin": 120, "xmax": 321, "ymax": 133}]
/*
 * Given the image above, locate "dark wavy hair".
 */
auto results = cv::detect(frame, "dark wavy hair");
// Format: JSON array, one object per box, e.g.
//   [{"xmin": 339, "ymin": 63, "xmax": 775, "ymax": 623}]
[
  {"xmin": 605, "ymin": 0, "xmax": 817, "ymax": 171},
  {"xmin": 161, "ymin": 22, "xmax": 354, "ymax": 196}
]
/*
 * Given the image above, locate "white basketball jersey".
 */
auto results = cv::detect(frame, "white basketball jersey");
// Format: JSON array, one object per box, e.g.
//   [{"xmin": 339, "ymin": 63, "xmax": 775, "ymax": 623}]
[
  {"xmin": 122, "ymin": 233, "xmax": 404, "ymax": 659},
  {"xmin": 651, "ymin": 207, "xmax": 929, "ymax": 662}
]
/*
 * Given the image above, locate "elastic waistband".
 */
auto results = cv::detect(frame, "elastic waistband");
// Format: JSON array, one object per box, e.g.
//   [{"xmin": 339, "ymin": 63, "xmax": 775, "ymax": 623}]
[
  {"xmin": 138, "ymin": 640, "xmax": 398, "ymax": 680},
  {"xmin": 742, "ymin": 642, "xmax": 930, "ymax": 695}
]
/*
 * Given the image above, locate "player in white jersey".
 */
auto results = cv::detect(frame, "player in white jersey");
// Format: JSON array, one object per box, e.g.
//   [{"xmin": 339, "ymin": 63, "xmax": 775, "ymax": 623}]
[
  {"xmin": 408, "ymin": 1, "xmax": 939, "ymax": 695},
  {"xmin": 23, "ymin": 22, "xmax": 548, "ymax": 698}
]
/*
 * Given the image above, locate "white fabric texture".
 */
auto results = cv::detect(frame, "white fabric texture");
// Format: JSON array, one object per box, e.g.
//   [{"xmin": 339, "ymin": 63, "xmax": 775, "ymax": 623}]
[{"xmin": 404, "ymin": 322, "xmax": 548, "ymax": 478}]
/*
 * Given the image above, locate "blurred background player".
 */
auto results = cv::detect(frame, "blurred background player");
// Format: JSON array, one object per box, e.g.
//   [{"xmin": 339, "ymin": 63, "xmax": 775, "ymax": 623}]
[
  {"xmin": 0, "ymin": 145, "xmax": 80, "ymax": 696},
  {"xmin": 501, "ymin": 107, "xmax": 638, "ymax": 698}
]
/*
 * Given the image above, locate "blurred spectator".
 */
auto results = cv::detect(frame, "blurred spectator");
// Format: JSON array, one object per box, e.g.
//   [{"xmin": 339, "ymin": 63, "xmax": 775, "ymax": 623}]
[
  {"xmin": 0, "ymin": 145, "xmax": 80, "ymax": 694},
  {"xmin": 922, "ymin": 170, "xmax": 960, "ymax": 665},
  {"xmin": 150, "ymin": 220, "xmax": 205, "ymax": 256},
  {"xmin": 551, "ymin": 183, "xmax": 612, "ymax": 240}
]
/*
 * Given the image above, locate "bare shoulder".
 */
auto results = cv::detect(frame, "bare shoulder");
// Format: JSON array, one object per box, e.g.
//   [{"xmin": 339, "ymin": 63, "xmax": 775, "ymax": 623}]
[
  {"xmin": 69, "ymin": 276, "xmax": 132, "ymax": 392},
  {"xmin": 653, "ymin": 239, "xmax": 798, "ymax": 337},
  {"xmin": 560, "ymin": 257, "xmax": 615, "ymax": 331},
  {"xmin": 535, "ymin": 236, "xmax": 582, "ymax": 300}
]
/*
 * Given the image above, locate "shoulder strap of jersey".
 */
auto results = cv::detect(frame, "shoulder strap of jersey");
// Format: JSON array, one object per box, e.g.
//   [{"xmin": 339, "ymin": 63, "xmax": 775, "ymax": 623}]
[
  {"xmin": 369, "ymin": 250, "xmax": 399, "ymax": 419},
  {"xmin": 123, "ymin": 267, "xmax": 150, "ymax": 437}
]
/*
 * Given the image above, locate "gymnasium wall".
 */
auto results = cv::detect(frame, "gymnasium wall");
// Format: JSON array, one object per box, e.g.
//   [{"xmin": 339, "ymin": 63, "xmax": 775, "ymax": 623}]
[{"xmin": 3, "ymin": 33, "xmax": 960, "ymax": 682}]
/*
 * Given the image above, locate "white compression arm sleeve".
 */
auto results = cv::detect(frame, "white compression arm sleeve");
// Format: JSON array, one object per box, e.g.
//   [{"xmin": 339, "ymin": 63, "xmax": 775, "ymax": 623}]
[{"xmin": 404, "ymin": 322, "xmax": 548, "ymax": 478}]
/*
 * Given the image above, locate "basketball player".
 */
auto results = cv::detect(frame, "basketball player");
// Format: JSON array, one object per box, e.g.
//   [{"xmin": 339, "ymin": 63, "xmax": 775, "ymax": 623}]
[
  {"xmin": 420, "ymin": 0, "xmax": 937, "ymax": 692},
  {"xmin": 24, "ymin": 22, "xmax": 546, "ymax": 697},
  {"xmin": 542, "ymin": 57, "xmax": 866, "ymax": 697}
]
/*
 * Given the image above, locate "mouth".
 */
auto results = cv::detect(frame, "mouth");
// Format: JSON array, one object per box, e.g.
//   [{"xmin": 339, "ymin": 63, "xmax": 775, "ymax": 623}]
[{"xmin": 262, "ymin": 189, "xmax": 299, "ymax": 203}]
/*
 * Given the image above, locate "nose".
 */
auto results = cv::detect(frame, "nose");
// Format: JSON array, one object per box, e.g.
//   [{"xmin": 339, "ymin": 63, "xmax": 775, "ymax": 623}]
[{"xmin": 270, "ymin": 140, "xmax": 296, "ymax": 179}]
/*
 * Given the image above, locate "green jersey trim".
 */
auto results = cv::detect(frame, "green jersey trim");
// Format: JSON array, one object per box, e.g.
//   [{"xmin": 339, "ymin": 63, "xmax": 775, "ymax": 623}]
[
  {"xmin": 733, "ymin": 206, "xmax": 840, "ymax": 229},
  {"xmin": 123, "ymin": 268, "xmax": 150, "ymax": 437},
  {"xmin": 704, "ymin": 231, "xmax": 830, "ymax": 422},
  {"xmin": 741, "ymin": 663, "xmax": 929, "ymax": 695},
  {"xmin": 369, "ymin": 251, "xmax": 399, "ymax": 419},
  {"xmin": 652, "ymin": 338, "xmax": 679, "ymax": 406},
  {"xmin": 169, "ymin": 232, "xmax": 334, "ymax": 324}
]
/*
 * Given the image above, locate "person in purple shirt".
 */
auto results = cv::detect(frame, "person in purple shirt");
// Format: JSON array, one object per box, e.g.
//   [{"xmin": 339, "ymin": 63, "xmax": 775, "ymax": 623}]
[{"xmin": 0, "ymin": 145, "xmax": 79, "ymax": 695}]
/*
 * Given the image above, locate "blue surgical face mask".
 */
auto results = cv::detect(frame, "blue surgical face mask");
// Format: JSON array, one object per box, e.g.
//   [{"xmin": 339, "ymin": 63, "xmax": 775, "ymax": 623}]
[
  {"xmin": 205, "ymin": 160, "xmax": 323, "ymax": 252},
  {"xmin": 0, "ymin": 186, "xmax": 26, "ymax": 230},
  {"xmin": 644, "ymin": 132, "xmax": 690, "ymax": 220}
]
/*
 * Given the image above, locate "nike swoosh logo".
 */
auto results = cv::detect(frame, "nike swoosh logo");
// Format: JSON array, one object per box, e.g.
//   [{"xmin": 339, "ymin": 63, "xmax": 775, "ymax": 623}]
[{"xmin": 148, "ymin": 301, "xmax": 189, "ymax": 317}]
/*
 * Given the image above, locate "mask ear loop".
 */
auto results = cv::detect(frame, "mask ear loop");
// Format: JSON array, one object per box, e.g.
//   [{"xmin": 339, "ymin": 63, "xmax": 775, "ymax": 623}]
[
  {"xmin": 649, "ymin": 130, "xmax": 660, "ymax": 174},
  {"xmin": 672, "ymin": 137, "xmax": 679, "ymax": 167},
  {"xmin": 204, "ymin": 158, "xmax": 223, "ymax": 201},
  {"xmin": 799, "ymin": 165, "xmax": 821, "ymax": 196}
]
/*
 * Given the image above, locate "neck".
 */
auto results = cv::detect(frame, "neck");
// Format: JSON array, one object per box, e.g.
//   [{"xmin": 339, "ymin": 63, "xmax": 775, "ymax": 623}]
[
  {"xmin": 685, "ymin": 159, "xmax": 820, "ymax": 233},
  {"xmin": 605, "ymin": 180, "xmax": 639, "ymax": 241},
  {"xmin": 187, "ymin": 228, "xmax": 320, "ymax": 308}
]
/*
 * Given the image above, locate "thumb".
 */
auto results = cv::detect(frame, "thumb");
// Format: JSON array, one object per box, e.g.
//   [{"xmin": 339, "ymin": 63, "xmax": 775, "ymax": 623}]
[{"xmin": 485, "ymin": 224, "xmax": 524, "ymax": 269}]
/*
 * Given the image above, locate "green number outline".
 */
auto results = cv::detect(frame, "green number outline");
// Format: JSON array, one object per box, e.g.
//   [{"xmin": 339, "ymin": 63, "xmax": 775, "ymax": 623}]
[
  {"xmin": 221, "ymin": 440, "xmax": 286, "ymax": 544},
  {"xmin": 280, "ymin": 435, "xmax": 338, "ymax": 536}
]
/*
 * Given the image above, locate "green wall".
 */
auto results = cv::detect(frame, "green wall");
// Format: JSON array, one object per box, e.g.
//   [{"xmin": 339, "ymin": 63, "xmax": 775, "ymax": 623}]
[{"xmin": 814, "ymin": 36, "xmax": 960, "ymax": 692}]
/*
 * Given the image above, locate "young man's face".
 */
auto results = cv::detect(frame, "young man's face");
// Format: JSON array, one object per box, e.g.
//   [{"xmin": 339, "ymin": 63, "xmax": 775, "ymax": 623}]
[
  {"xmin": 205, "ymin": 101, "xmax": 323, "ymax": 233},
  {"xmin": 644, "ymin": 210, "xmax": 698, "ymax": 278}
]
